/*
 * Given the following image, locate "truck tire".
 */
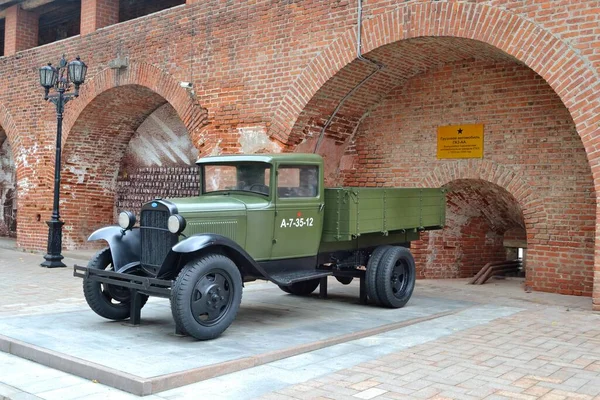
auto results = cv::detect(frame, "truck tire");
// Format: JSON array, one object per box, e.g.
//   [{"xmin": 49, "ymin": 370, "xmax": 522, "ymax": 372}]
[
  {"xmin": 366, "ymin": 245, "xmax": 392, "ymax": 305},
  {"xmin": 171, "ymin": 254, "xmax": 243, "ymax": 340},
  {"xmin": 278, "ymin": 278, "xmax": 320, "ymax": 296},
  {"xmin": 374, "ymin": 246, "xmax": 416, "ymax": 308},
  {"xmin": 170, "ymin": 268, "xmax": 188, "ymax": 336},
  {"xmin": 83, "ymin": 247, "xmax": 148, "ymax": 321}
]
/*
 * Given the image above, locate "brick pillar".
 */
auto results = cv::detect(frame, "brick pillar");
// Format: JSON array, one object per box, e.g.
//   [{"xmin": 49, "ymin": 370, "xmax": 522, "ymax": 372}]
[
  {"xmin": 4, "ymin": 5, "xmax": 38, "ymax": 56},
  {"xmin": 81, "ymin": 0, "xmax": 119, "ymax": 36}
]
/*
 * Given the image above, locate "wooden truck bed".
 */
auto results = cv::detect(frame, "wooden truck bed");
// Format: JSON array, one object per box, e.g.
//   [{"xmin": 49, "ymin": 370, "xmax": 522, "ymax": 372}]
[{"xmin": 322, "ymin": 188, "xmax": 445, "ymax": 242}]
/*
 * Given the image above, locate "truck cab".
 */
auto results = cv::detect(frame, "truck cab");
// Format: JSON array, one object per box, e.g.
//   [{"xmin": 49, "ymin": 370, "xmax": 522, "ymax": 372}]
[{"xmin": 194, "ymin": 153, "xmax": 324, "ymax": 263}]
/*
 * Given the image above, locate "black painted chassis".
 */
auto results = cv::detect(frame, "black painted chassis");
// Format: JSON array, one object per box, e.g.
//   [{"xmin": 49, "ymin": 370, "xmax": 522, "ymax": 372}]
[{"xmin": 73, "ymin": 259, "xmax": 369, "ymax": 328}]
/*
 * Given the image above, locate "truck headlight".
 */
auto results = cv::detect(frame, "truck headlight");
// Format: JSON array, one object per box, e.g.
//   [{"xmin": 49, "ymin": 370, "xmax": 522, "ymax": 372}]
[
  {"xmin": 168, "ymin": 214, "xmax": 186, "ymax": 234},
  {"xmin": 118, "ymin": 211, "xmax": 136, "ymax": 230}
]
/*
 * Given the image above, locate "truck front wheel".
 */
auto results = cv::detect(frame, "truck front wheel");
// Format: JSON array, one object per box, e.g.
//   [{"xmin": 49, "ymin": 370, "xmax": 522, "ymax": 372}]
[
  {"xmin": 373, "ymin": 246, "xmax": 416, "ymax": 308},
  {"xmin": 171, "ymin": 254, "xmax": 243, "ymax": 340},
  {"xmin": 83, "ymin": 247, "xmax": 148, "ymax": 321},
  {"xmin": 278, "ymin": 278, "xmax": 320, "ymax": 296}
]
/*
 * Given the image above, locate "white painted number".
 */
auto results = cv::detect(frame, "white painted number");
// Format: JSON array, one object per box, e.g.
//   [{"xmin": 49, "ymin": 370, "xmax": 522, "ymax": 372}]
[{"xmin": 280, "ymin": 217, "xmax": 314, "ymax": 228}]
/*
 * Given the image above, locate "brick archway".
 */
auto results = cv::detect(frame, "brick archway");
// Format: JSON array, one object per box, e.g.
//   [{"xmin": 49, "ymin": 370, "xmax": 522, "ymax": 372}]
[
  {"xmin": 58, "ymin": 63, "xmax": 208, "ymax": 248},
  {"xmin": 0, "ymin": 104, "xmax": 18, "ymax": 153},
  {"xmin": 63, "ymin": 62, "xmax": 208, "ymax": 147},
  {"xmin": 418, "ymin": 160, "xmax": 546, "ymax": 225},
  {"xmin": 271, "ymin": 1, "xmax": 600, "ymax": 308},
  {"xmin": 417, "ymin": 161, "xmax": 557, "ymax": 292},
  {"xmin": 0, "ymin": 105, "xmax": 18, "ymax": 240},
  {"xmin": 270, "ymin": 1, "xmax": 600, "ymax": 150},
  {"xmin": 419, "ymin": 160, "xmax": 548, "ymax": 240},
  {"xmin": 271, "ymin": 2, "xmax": 600, "ymax": 154}
]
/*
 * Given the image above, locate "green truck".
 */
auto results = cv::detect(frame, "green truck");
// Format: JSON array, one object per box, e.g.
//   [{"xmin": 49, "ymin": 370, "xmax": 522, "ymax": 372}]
[{"xmin": 74, "ymin": 153, "xmax": 445, "ymax": 340}]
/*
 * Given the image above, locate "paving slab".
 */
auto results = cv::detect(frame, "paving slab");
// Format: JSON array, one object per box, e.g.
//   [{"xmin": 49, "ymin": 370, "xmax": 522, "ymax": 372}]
[{"xmin": 0, "ymin": 275, "xmax": 472, "ymax": 395}]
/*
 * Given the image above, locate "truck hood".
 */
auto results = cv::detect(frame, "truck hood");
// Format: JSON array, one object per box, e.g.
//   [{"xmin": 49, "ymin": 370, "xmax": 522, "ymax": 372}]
[{"xmin": 168, "ymin": 195, "xmax": 248, "ymax": 213}]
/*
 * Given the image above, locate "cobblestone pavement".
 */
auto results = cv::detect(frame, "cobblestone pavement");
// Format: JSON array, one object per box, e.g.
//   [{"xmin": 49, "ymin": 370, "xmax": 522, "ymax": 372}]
[
  {"xmin": 0, "ymin": 240, "xmax": 92, "ymax": 317},
  {"xmin": 0, "ymin": 242, "xmax": 599, "ymax": 400},
  {"xmin": 262, "ymin": 307, "xmax": 600, "ymax": 400}
]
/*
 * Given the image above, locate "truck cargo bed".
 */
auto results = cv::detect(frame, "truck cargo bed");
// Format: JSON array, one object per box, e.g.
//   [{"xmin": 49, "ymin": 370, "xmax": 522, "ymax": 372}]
[{"xmin": 322, "ymin": 188, "xmax": 445, "ymax": 242}]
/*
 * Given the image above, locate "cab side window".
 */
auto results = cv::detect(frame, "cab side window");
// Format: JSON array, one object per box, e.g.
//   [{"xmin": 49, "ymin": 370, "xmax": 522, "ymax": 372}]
[{"xmin": 277, "ymin": 166, "xmax": 319, "ymax": 198}]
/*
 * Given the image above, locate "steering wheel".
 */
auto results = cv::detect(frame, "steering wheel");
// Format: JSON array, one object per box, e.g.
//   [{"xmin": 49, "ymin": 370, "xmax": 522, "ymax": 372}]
[{"xmin": 249, "ymin": 184, "xmax": 269, "ymax": 194}]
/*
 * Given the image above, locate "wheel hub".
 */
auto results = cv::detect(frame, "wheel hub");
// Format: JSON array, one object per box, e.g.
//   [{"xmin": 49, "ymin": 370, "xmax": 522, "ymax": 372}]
[
  {"xmin": 104, "ymin": 283, "xmax": 130, "ymax": 302},
  {"xmin": 391, "ymin": 262, "xmax": 408, "ymax": 298},
  {"xmin": 190, "ymin": 271, "xmax": 232, "ymax": 326}
]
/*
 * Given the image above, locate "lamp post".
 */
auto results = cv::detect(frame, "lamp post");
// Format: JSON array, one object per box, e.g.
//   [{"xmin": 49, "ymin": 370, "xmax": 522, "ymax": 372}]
[{"xmin": 39, "ymin": 55, "xmax": 87, "ymax": 268}]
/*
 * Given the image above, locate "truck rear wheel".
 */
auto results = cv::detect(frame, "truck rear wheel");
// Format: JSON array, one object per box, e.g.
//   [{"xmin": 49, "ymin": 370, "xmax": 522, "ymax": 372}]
[
  {"xmin": 83, "ymin": 247, "xmax": 148, "ymax": 321},
  {"xmin": 171, "ymin": 254, "xmax": 243, "ymax": 340},
  {"xmin": 366, "ymin": 245, "xmax": 392, "ymax": 305},
  {"xmin": 374, "ymin": 246, "xmax": 416, "ymax": 308},
  {"xmin": 278, "ymin": 278, "xmax": 320, "ymax": 296}
]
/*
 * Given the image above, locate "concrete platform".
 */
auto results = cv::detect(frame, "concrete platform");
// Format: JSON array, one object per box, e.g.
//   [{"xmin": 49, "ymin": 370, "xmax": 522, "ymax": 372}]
[{"xmin": 0, "ymin": 279, "xmax": 474, "ymax": 396}]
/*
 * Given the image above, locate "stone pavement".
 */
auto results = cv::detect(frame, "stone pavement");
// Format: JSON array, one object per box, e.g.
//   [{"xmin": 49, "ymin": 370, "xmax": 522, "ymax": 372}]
[
  {"xmin": 0, "ymin": 241, "xmax": 598, "ymax": 400},
  {"xmin": 264, "ymin": 307, "xmax": 600, "ymax": 400}
]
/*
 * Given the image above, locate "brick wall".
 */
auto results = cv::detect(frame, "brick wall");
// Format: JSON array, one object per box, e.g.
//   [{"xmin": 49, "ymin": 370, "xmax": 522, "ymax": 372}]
[
  {"xmin": 413, "ymin": 217, "xmax": 506, "ymax": 279},
  {"xmin": 340, "ymin": 60, "xmax": 595, "ymax": 296},
  {"xmin": 504, "ymin": 228, "xmax": 527, "ymax": 243}
]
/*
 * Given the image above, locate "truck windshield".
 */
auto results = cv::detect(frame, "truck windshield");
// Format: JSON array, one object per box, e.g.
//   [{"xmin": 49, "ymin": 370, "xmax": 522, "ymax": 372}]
[{"xmin": 203, "ymin": 163, "xmax": 271, "ymax": 195}]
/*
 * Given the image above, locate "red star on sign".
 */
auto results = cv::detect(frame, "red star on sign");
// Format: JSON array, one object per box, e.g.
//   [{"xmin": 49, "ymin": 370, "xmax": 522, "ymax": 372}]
[{"xmin": 297, "ymin": 211, "xmax": 302, "ymax": 217}]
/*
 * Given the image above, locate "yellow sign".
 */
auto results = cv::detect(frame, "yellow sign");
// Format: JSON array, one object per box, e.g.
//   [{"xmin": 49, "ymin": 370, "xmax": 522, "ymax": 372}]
[{"xmin": 437, "ymin": 124, "xmax": 484, "ymax": 159}]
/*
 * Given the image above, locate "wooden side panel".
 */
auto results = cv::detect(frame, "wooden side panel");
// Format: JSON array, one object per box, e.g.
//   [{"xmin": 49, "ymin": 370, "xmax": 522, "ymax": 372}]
[{"xmin": 322, "ymin": 188, "xmax": 445, "ymax": 242}]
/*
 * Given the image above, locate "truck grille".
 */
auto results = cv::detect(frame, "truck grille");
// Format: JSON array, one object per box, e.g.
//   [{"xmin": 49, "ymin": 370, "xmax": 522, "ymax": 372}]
[
  {"xmin": 186, "ymin": 220, "xmax": 238, "ymax": 241},
  {"xmin": 140, "ymin": 209, "xmax": 178, "ymax": 270}
]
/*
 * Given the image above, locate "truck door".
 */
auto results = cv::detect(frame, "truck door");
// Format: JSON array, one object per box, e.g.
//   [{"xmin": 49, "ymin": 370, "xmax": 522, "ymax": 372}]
[{"xmin": 272, "ymin": 164, "xmax": 323, "ymax": 260}]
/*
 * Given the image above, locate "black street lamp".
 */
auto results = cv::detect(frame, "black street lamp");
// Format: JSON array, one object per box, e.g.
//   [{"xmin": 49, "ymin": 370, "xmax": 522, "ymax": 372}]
[{"xmin": 39, "ymin": 55, "xmax": 87, "ymax": 268}]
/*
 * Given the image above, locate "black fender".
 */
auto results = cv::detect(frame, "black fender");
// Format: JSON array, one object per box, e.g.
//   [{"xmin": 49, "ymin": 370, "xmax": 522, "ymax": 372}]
[
  {"xmin": 155, "ymin": 234, "xmax": 270, "ymax": 281},
  {"xmin": 87, "ymin": 226, "xmax": 141, "ymax": 273}
]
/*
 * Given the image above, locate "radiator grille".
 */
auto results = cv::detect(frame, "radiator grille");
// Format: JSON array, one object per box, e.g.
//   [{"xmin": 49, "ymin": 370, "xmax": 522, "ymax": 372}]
[
  {"xmin": 140, "ymin": 209, "xmax": 178, "ymax": 270},
  {"xmin": 186, "ymin": 220, "xmax": 237, "ymax": 241}
]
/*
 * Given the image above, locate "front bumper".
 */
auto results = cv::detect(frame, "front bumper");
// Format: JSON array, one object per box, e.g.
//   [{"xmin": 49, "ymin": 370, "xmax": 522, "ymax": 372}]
[{"xmin": 73, "ymin": 265, "xmax": 173, "ymax": 298}]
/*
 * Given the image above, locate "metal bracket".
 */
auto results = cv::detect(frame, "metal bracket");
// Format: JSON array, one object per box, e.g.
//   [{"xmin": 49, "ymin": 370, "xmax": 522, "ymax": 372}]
[
  {"xmin": 359, "ymin": 274, "xmax": 367, "ymax": 305},
  {"xmin": 319, "ymin": 276, "xmax": 328, "ymax": 299},
  {"xmin": 128, "ymin": 289, "xmax": 142, "ymax": 326},
  {"xmin": 109, "ymin": 55, "xmax": 129, "ymax": 70}
]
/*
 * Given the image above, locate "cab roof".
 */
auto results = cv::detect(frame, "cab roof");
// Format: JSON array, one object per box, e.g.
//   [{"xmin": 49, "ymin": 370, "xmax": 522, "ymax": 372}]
[{"xmin": 196, "ymin": 153, "xmax": 324, "ymax": 165}]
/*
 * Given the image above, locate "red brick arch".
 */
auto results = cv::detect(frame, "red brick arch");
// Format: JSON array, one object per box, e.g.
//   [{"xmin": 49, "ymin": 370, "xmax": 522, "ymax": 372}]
[
  {"xmin": 419, "ymin": 160, "xmax": 548, "ymax": 232},
  {"xmin": 0, "ymin": 103, "xmax": 19, "ymax": 159},
  {"xmin": 0, "ymin": 103, "xmax": 23, "ymax": 196},
  {"xmin": 63, "ymin": 61, "xmax": 208, "ymax": 147},
  {"xmin": 418, "ymin": 160, "xmax": 551, "ymax": 292},
  {"xmin": 271, "ymin": 2, "xmax": 600, "ymax": 162},
  {"xmin": 57, "ymin": 62, "xmax": 208, "ymax": 248}
]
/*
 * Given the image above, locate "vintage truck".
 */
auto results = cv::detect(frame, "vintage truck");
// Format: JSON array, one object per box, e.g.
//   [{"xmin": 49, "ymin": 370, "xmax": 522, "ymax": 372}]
[{"xmin": 74, "ymin": 153, "xmax": 445, "ymax": 340}]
